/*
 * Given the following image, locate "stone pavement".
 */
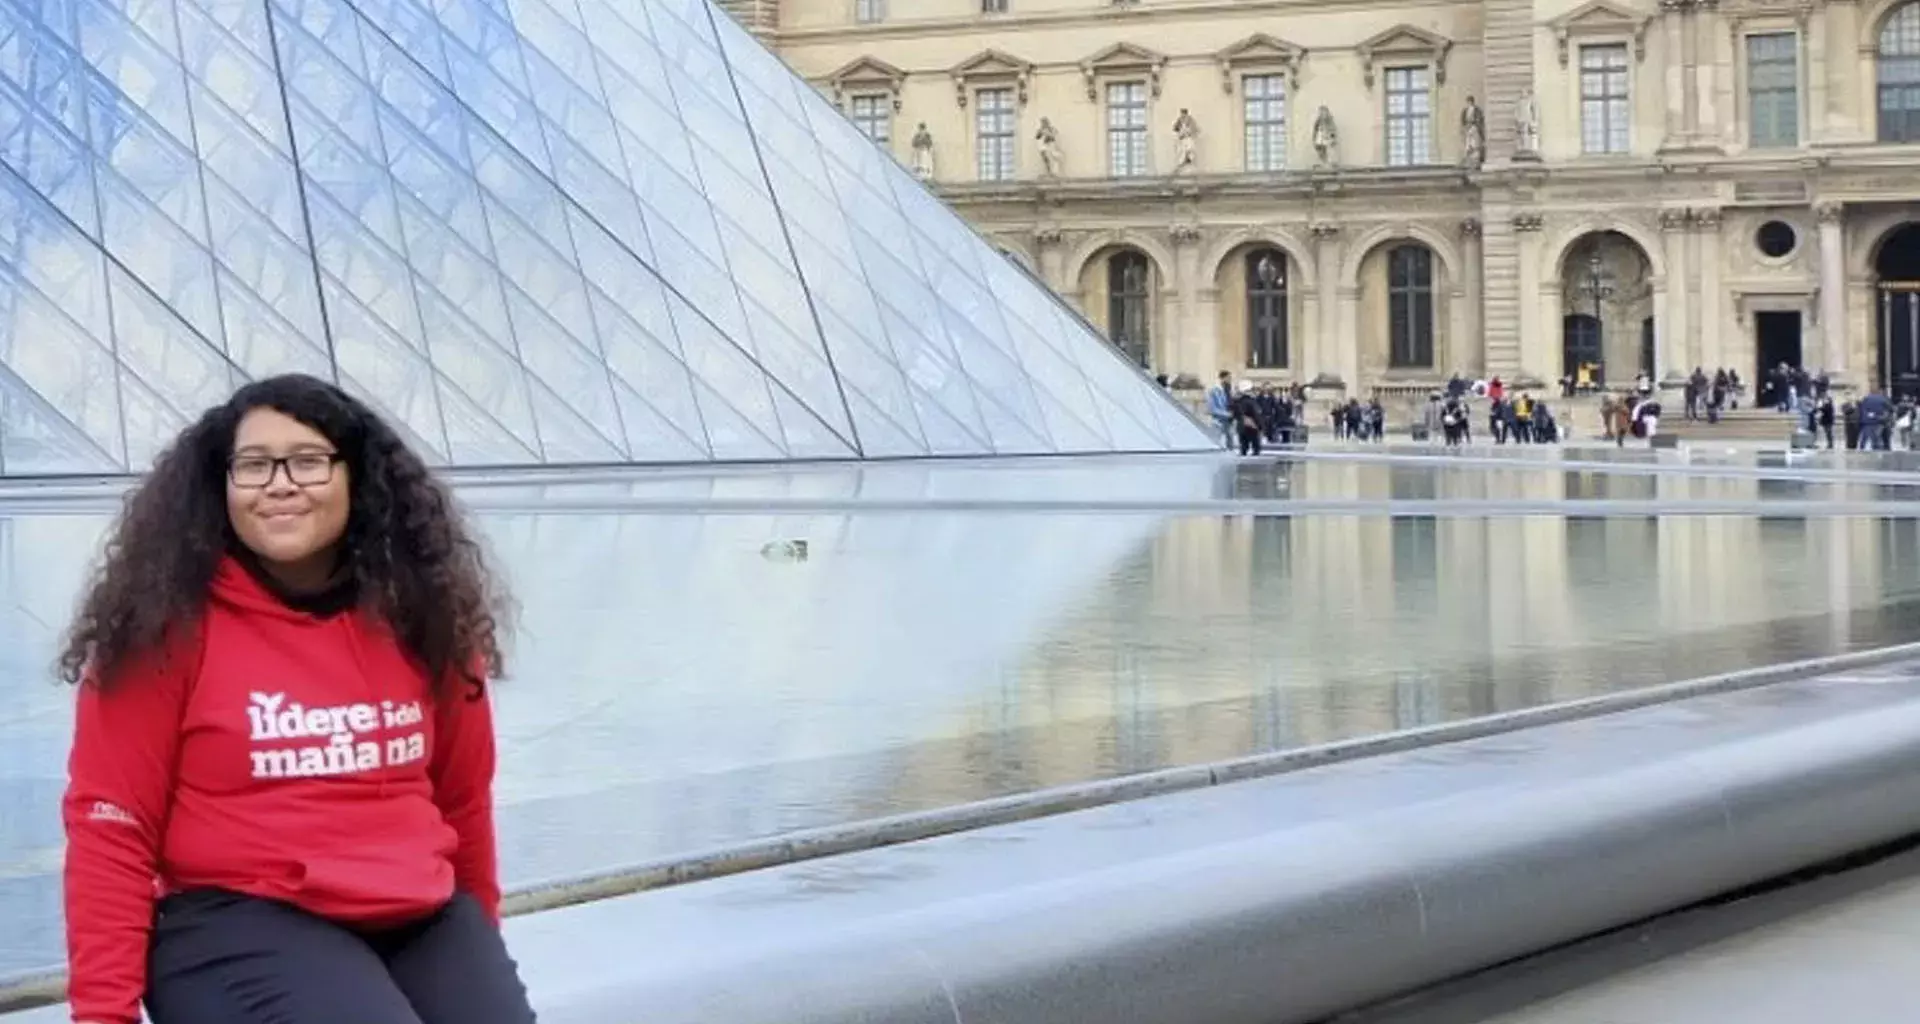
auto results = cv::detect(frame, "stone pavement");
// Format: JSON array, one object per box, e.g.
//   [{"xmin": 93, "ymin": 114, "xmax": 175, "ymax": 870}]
[{"xmin": 1347, "ymin": 846, "xmax": 1920, "ymax": 1024}]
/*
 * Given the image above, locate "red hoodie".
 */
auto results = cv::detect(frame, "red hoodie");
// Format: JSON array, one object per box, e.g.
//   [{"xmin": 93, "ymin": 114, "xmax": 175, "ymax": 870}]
[{"xmin": 62, "ymin": 557, "xmax": 501, "ymax": 1024}]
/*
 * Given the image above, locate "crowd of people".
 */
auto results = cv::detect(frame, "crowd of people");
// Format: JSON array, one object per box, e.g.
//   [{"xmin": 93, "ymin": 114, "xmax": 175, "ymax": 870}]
[
  {"xmin": 1193, "ymin": 363, "xmax": 1920, "ymax": 454},
  {"xmin": 1202, "ymin": 373, "xmax": 1306, "ymax": 455}
]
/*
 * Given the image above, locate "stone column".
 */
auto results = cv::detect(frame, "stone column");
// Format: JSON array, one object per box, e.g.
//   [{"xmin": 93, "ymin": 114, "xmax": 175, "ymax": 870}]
[
  {"xmin": 1338, "ymin": 286, "xmax": 1363, "ymax": 390},
  {"xmin": 1659, "ymin": 208, "xmax": 1695, "ymax": 372},
  {"xmin": 1312, "ymin": 223, "xmax": 1343, "ymax": 386},
  {"xmin": 1695, "ymin": 0, "xmax": 1727, "ymax": 148},
  {"xmin": 1806, "ymin": 5, "xmax": 1829, "ymax": 140},
  {"xmin": 1540, "ymin": 281, "xmax": 1564, "ymax": 379},
  {"xmin": 1850, "ymin": 278, "xmax": 1877, "ymax": 383},
  {"xmin": 1480, "ymin": 196, "xmax": 1523, "ymax": 375},
  {"xmin": 1513, "ymin": 212, "xmax": 1547, "ymax": 379},
  {"xmin": 1661, "ymin": 0, "xmax": 1693, "ymax": 147},
  {"xmin": 1171, "ymin": 223, "xmax": 1205, "ymax": 376},
  {"xmin": 1035, "ymin": 227, "xmax": 1067, "ymax": 292},
  {"xmin": 1458, "ymin": 218, "xmax": 1484, "ymax": 376},
  {"xmin": 1194, "ymin": 287, "xmax": 1223, "ymax": 377},
  {"xmin": 1694, "ymin": 207, "xmax": 1726, "ymax": 372},
  {"xmin": 1817, "ymin": 201, "xmax": 1849, "ymax": 378},
  {"xmin": 1825, "ymin": 0, "xmax": 1864, "ymax": 140}
]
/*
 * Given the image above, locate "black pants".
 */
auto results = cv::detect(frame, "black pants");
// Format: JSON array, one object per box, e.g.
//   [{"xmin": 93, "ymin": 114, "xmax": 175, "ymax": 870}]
[{"xmin": 146, "ymin": 889, "xmax": 537, "ymax": 1024}]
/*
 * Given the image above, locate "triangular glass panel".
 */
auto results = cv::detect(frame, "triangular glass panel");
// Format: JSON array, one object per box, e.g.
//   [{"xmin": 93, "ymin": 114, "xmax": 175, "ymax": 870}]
[
  {"xmin": 609, "ymin": 375, "xmax": 709, "ymax": 464},
  {"xmin": 433, "ymin": 368, "xmax": 540, "ymax": 467},
  {"xmin": 524, "ymin": 374, "xmax": 625, "ymax": 464},
  {"xmin": 0, "ymin": 366, "xmax": 119, "ymax": 473},
  {"xmin": 589, "ymin": 292, "xmax": 711, "ymax": 458},
  {"xmin": 332, "ymin": 364, "xmax": 450, "ymax": 467},
  {"xmin": 321, "ymin": 279, "xmax": 451, "ymax": 462},
  {"xmin": 216, "ymin": 267, "xmax": 332, "ymax": 381},
  {"xmin": 838, "ymin": 381, "xmax": 927, "ymax": 459},
  {"xmin": 688, "ymin": 374, "xmax": 783, "ymax": 461},
  {"xmin": 501, "ymin": 286, "xmax": 625, "ymax": 449},
  {"xmin": 909, "ymin": 379, "xmax": 997, "ymax": 457},
  {"xmin": 766, "ymin": 379, "xmax": 857, "ymax": 460},
  {"xmin": 106, "ymin": 265, "xmax": 236, "ymax": 423},
  {"xmin": 115, "ymin": 363, "xmax": 190, "ymax": 470}
]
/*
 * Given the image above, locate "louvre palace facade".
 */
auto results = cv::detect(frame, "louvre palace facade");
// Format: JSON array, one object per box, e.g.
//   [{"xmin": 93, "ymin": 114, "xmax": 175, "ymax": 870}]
[{"xmin": 733, "ymin": 0, "xmax": 1920, "ymax": 396}]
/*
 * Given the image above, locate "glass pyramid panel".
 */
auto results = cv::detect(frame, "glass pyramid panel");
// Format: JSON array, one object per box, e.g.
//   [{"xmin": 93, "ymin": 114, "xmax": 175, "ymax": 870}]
[{"xmin": 0, "ymin": 0, "xmax": 1209, "ymax": 476}]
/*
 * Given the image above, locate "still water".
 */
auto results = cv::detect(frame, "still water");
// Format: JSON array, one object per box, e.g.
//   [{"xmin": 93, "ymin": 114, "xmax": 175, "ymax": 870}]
[{"xmin": 3, "ymin": 455, "xmax": 1919, "ymax": 979}]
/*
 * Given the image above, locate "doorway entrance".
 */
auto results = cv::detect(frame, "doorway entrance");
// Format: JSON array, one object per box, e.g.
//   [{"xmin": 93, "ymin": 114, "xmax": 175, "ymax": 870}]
[
  {"xmin": 1875, "ymin": 223, "xmax": 1920, "ymax": 399},
  {"xmin": 1755, "ymin": 310, "xmax": 1802, "ymax": 404}
]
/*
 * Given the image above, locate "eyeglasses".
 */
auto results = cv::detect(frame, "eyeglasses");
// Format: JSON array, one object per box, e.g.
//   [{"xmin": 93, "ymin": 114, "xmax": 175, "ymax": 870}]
[{"xmin": 228, "ymin": 451, "xmax": 341, "ymax": 489}]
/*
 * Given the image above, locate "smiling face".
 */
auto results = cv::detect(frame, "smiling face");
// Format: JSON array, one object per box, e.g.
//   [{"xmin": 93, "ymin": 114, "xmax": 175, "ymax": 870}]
[{"xmin": 225, "ymin": 407, "xmax": 351, "ymax": 590}]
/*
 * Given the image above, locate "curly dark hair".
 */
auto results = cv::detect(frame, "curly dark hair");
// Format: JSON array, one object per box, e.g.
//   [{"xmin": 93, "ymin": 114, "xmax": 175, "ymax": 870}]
[{"xmin": 59, "ymin": 373, "xmax": 510, "ymax": 698}]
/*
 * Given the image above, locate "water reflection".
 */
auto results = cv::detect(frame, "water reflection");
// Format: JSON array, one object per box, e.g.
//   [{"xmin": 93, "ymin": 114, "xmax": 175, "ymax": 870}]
[
  {"xmin": 1244, "ymin": 460, "xmax": 1920, "ymax": 503},
  {"xmin": 4, "ymin": 499, "xmax": 1920, "ymax": 979}
]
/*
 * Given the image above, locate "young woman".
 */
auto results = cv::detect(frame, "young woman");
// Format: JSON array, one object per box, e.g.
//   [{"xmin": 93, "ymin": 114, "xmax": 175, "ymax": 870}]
[{"xmin": 59, "ymin": 374, "xmax": 535, "ymax": 1024}]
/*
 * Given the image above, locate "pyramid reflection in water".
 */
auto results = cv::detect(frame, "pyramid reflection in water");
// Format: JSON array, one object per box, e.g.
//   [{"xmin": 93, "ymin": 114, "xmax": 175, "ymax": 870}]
[{"xmin": 0, "ymin": 0, "xmax": 1210, "ymax": 474}]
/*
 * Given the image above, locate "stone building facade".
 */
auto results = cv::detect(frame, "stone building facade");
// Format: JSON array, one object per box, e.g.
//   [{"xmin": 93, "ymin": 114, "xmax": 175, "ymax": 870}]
[{"xmin": 739, "ymin": 0, "xmax": 1920, "ymax": 397}]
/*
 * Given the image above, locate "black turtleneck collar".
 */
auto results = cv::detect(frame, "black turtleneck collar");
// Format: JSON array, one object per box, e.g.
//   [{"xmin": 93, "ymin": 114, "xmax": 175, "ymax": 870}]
[{"xmin": 230, "ymin": 544, "xmax": 360, "ymax": 618}]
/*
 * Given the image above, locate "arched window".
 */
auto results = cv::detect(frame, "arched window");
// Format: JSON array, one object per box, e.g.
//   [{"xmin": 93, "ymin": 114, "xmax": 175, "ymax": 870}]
[
  {"xmin": 1246, "ymin": 249, "xmax": 1288, "ymax": 369},
  {"xmin": 1387, "ymin": 245, "xmax": 1435, "ymax": 368},
  {"xmin": 1107, "ymin": 251, "xmax": 1152, "ymax": 367},
  {"xmin": 1880, "ymin": 2, "xmax": 1920, "ymax": 142},
  {"xmin": 1875, "ymin": 224, "xmax": 1920, "ymax": 398}
]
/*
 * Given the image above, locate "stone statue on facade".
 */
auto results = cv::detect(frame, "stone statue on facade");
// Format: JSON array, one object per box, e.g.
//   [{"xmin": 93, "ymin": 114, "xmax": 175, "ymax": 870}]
[
  {"xmin": 911, "ymin": 122, "xmax": 935, "ymax": 180},
  {"xmin": 1460, "ymin": 95, "xmax": 1486, "ymax": 169},
  {"xmin": 1172, "ymin": 108, "xmax": 1200, "ymax": 171},
  {"xmin": 1312, "ymin": 105, "xmax": 1339, "ymax": 167},
  {"xmin": 1514, "ymin": 89, "xmax": 1541, "ymax": 157},
  {"xmin": 1036, "ymin": 116, "xmax": 1064, "ymax": 178}
]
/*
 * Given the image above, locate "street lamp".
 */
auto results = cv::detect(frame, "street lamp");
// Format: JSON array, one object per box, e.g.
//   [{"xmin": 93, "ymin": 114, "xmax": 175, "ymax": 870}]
[{"xmin": 1580, "ymin": 250, "xmax": 1614, "ymax": 383}]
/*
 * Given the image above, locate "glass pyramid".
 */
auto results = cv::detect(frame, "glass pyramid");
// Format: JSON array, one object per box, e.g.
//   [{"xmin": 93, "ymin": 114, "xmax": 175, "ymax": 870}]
[{"xmin": 0, "ymin": 0, "xmax": 1210, "ymax": 474}]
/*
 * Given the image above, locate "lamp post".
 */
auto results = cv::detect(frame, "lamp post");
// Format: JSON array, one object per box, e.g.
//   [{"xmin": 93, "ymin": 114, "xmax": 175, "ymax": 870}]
[{"xmin": 1580, "ymin": 251, "xmax": 1614, "ymax": 383}]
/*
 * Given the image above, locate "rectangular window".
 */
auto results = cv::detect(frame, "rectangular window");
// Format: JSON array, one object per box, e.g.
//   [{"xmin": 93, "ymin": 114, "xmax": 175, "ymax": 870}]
[
  {"xmin": 975, "ymin": 87, "xmax": 1016, "ymax": 181},
  {"xmin": 1106, "ymin": 80, "xmax": 1149, "ymax": 177},
  {"xmin": 1382, "ymin": 67, "xmax": 1432, "ymax": 166},
  {"xmin": 1243, "ymin": 74, "xmax": 1288, "ymax": 172},
  {"xmin": 1579, "ymin": 44, "xmax": 1631, "ymax": 154},
  {"xmin": 849, "ymin": 94, "xmax": 890, "ymax": 145},
  {"xmin": 1387, "ymin": 246, "xmax": 1435, "ymax": 368},
  {"xmin": 855, "ymin": 0, "xmax": 884, "ymax": 22},
  {"xmin": 1747, "ymin": 32, "xmax": 1800, "ymax": 147},
  {"xmin": 981, "ymin": 0, "xmax": 1008, "ymax": 11}
]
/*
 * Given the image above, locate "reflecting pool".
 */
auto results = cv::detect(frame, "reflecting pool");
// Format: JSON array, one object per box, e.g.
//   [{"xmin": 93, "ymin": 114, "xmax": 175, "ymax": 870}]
[{"xmin": 4, "ymin": 453, "xmax": 1920, "ymax": 980}]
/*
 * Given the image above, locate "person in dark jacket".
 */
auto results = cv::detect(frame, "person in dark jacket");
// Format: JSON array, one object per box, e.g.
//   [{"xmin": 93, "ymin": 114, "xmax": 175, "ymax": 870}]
[
  {"xmin": 1858, "ymin": 391, "xmax": 1894, "ymax": 450},
  {"xmin": 1815, "ymin": 392, "xmax": 1836, "ymax": 449},
  {"xmin": 1230, "ymin": 384, "xmax": 1264, "ymax": 456}
]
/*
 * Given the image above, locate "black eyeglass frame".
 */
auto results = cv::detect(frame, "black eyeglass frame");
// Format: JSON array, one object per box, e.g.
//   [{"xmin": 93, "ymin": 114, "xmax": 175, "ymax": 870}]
[{"xmin": 226, "ymin": 452, "xmax": 344, "ymax": 489}]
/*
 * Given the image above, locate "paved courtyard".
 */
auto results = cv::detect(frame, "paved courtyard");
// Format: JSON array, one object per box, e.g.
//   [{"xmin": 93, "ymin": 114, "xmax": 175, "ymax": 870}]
[{"xmin": 1354, "ymin": 846, "xmax": 1920, "ymax": 1024}]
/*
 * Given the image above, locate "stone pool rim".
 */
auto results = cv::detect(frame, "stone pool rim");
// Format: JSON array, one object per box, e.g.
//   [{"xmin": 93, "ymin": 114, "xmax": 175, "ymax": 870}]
[{"xmin": 6, "ymin": 638, "xmax": 1919, "ymax": 1015}]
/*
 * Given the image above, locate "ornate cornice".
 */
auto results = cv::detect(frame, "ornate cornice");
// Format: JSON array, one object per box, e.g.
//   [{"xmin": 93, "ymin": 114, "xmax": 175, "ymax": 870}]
[
  {"xmin": 949, "ymin": 49, "xmax": 1034, "ymax": 107},
  {"xmin": 1548, "ymin": 0, "xmax": 1653, "ymax": 65},
  {"xmin": 1079, "ymin": 41, "xmax": 1168, "ymax": 100},
  {"xmin": 825, "ymin": 56, "xmax": 908, "ymax": 110},
  {"xmin": 1215, "ymin": 33, "xmax": 1309, "ymax": 92},
  {"xmin": 1356, "ymin": 24, "xmax": 1453, "ymax": 88}
]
